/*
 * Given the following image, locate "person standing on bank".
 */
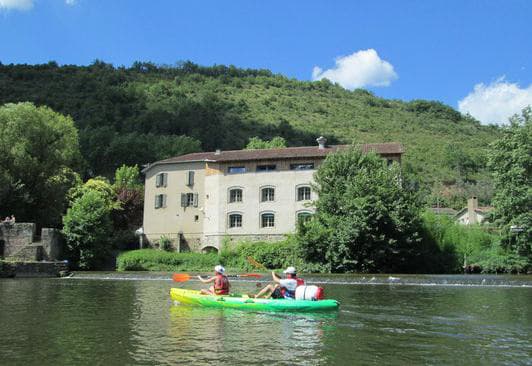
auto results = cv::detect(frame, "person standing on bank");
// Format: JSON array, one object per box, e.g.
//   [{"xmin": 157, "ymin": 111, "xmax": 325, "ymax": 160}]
[
  {"xmin": 198, "ymin": 265, "xmax": 230, "ymax": 295},
  {"xmin": 255, "ymin": 266, "xmax": 304, "ymax": 299}
]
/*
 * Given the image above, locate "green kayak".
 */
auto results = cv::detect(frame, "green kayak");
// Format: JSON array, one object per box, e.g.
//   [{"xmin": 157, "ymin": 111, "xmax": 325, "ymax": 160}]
[{"xmin": 170, "ymin": 288, "xmax": 339, "ymax": 312}]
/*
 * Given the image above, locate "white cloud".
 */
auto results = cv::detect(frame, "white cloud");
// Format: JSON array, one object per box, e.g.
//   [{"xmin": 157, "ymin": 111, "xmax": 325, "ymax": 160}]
[
  {"xmin": 0, "ymin": 0, "xmax": 34, "ymax": 11},
  {"xmin": 458, "ymin": 77, "xmax": 532, "ymax": 125},
  {"xmin": 312, "ymin": 49, "xmax": 398, "ymax": 90},
  {"xmin": 0, "ymin": 0, "xmax": 77, "ymax": 11}
]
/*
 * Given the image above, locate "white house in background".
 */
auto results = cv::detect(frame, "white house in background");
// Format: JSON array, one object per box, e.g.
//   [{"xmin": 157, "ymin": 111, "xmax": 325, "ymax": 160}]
[
  {"xmin": 455, "ymin": 197, "xmax": 493, "ymax": 225},
  {"xmin": 141, "ymin": 137, "xmax": 404, "ymax": 253}
]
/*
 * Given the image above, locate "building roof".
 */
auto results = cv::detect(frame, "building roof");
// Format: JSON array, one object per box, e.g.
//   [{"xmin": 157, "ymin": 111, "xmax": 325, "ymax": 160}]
[
  {"xmin": 455, "ymin": 207, "xmax": 494, "ymax": 218},
  {"xmin": 428, "ymin": 207, "xmax": 458, "ymax": 215},
  {"xmin": 143, "ymin": 143, "xmax": 404, "ymax": 172}
]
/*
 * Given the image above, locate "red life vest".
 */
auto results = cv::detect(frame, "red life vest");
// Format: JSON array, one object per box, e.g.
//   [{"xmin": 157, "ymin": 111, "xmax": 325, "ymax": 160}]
[
  {"xmin": 296, "ymin": 278, "xmax": 305, "ymax": 287},
  {"xmin": 214, "ymin": 274, "xmax": 229, "ymax": 295}
]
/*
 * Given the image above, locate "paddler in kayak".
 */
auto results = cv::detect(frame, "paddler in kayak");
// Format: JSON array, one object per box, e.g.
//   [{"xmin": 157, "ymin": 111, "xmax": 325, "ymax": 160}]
[
  {"xmin": 198, "ymin": 265, "xmax": 230, "ymax": 295},
  {"xmin": 254, "ymin": 266, "xmax": 304, "ymax": 299}
]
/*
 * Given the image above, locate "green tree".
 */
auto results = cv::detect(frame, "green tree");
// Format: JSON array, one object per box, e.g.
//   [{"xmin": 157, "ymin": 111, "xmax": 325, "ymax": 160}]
[
  {"xmin": 0, "ymin": 102, "xmax": 81, "ymax": 226},
  {"xmin": 62, "ymin": 189, "xmax": 113, "ymax": 269},
  {"xmin": 245, "ymin": 136, "xmax": 287, "ymax": 149},
  {"xmin": 114, "ymin": 164, "xmax": 142, "ymax": 191},
  {"xmin": 487, "ymin": 107, "xmax": 531, "ymax": 265},
  {"xmin": 297, "ymin": 148, "xmax": 423, "ymax": 272}
]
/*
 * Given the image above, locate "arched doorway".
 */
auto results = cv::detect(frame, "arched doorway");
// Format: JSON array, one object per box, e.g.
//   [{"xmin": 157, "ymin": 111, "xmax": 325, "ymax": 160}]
[{"xmin": 202, "ymin": 246, "xmax": 218, "ymax": 254}]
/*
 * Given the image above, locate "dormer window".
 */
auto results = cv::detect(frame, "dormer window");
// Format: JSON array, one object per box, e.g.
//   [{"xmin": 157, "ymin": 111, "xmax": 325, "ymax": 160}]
[{"xmin": 256, "ymin": 164, "xmax": 276, "ymax": 172}]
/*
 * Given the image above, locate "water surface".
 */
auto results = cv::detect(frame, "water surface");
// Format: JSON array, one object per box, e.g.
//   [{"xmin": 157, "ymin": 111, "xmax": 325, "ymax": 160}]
[{"xmin": 1, "ymin": 273, "xmax": 531, "ymax": 365}]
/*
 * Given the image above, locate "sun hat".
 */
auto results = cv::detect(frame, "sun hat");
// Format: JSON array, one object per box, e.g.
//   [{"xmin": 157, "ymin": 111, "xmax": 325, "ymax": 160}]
[
  {"xmin": 283, "ymin": 266, "xmax": 296, "ymax": 274},
  {"xmin": 214, "ymin": 265, "xmax": 225, "ymax": 274}
]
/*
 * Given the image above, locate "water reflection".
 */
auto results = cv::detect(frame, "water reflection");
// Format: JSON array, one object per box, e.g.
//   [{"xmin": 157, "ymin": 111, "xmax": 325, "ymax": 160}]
[{"xmin": 163, "ymin": 304, "xmax": 337, "ymax": 365}]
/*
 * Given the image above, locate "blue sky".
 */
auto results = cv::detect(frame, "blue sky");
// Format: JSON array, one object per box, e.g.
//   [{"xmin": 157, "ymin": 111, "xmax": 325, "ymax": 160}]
[{"xmin": 1, "ymin": 0, "xmax": 531, "ymax": 124}]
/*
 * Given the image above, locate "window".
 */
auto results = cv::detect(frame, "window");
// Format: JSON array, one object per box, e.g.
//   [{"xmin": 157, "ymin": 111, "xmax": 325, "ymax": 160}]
[
  {"xmin": 229, "ymin": 188, "xmax": 243, "ymax": 203},
  {"xmin": 256, "ymin": 164, "xmax": 276, "ymax": 172},
  {"xmin": 297, "ymin": 212, "xmax": 312, "ymax": 224},
  {"xmin": 261, "ymin": 213, "xmax": 275, "ymax": 228},
  {"xmin": 290, "ymin": 163, "xmax": 314, "ymax": 170},
  {"xmin": 154, "ymin": 194, "xmax": 166, "ymax": 209},
  {"xmin": 229, "ymin": 214, "xmax": 242, "ymax": 228},
  {"xmin": 228, "ymin": 166, "xmax": 246, "ymax": 174},
  {"xmin": 155, "ymin": 173, "xmax": 167, "ymax": 187},
  {"xmin": 387, "ymin": 159, "xmax": 394, "ymax": 167},
  {"xmin": 261, "ymin": 187, "xmax": 275, "ymax": 202},
  {"xmin": 186, "ymin": 171, "xmax": 194, "ymax": 186},
  {"xmin": 180, "ymin": 193, "xmax": 198, "ymax": 207},
  {"xmin": 297, "ymin": 186, "xmax": 311, "ymax": 201}
]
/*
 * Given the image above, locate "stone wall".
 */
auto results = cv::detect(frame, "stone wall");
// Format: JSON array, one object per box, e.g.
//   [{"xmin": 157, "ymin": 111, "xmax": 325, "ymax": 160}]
[
  {"xmin": 0, "ymin": 260, "xmax": 69, "ymax": 278},
  {"xmin": 0, "ymin": 223, "xmax": 63, "ymax": 261}
]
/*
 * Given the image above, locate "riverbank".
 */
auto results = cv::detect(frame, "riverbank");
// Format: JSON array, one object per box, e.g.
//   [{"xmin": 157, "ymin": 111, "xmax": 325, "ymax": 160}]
[{"xmin": 0, "ymin": 260, "xmax": 70, "ymax": 278}]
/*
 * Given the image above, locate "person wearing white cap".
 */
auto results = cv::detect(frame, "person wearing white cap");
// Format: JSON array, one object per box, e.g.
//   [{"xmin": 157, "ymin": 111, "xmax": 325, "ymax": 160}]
[
  {"xmin": 254, "ymin": 266, "xmax": 305, "ymax": 299},
  {"xmin": 198, "ymin": 265, "xmax": 230, "ymax": 295}
]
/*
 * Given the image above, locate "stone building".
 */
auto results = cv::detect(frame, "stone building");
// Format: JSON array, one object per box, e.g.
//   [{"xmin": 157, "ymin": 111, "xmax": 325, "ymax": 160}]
[
  {"xmin": 455, "ymin": 197, "xmax": 493, "ymax": 225},
  {"xmin": 0, "ymin": 223, "xmax": 62, "ymax": 261},
  {"xmin": 141, "ymin": 137, "xmax": 403, "ymax": 253}
]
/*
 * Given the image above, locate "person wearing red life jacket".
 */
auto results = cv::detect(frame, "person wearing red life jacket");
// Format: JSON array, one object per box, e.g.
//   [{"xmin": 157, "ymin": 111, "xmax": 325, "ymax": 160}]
[
  {"xmin": 198, "ymin": 265, "xmax": 230, "ymax": 295},
  {"xmin": 254, "ymin": 266, "xmax": 304, "ymax": 299}
]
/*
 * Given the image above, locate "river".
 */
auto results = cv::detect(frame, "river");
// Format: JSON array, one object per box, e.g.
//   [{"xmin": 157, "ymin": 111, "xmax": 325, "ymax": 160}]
[{"xmin": 1, "ymin": 273, "xmax": 531, "ymax": 365}]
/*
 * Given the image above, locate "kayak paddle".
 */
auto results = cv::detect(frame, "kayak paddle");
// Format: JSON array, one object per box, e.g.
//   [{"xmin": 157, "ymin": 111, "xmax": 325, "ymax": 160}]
[
  {"xmin": 172, "ymin": 273, "xmax": 262, "ymax": 282},
  {"xmin": 247, "ymin": 256, "xmax": 268, "ymax": 270}
]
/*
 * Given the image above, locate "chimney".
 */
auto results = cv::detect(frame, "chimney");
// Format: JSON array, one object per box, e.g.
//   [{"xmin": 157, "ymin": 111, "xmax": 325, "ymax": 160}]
[
  {"xmin": 467, "ymin": 197, "xmax": 478, "ymax": 224},
  {"xmin": 316, "ymin": 136, "xmax": 327, "ymax": 149},
  {"xmin": 214, "ymin": 149, "xmax": 221, "ymax": 155}
]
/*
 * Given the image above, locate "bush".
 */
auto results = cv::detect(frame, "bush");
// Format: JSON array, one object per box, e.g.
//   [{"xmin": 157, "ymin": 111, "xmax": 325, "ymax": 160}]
[
  {"xmin": 159, "ymin": 236, "xmax": 173, "ymax": 251},
  {"xmin": 116, "ymin": 249, "xmax": 219, "ymax": 271}
]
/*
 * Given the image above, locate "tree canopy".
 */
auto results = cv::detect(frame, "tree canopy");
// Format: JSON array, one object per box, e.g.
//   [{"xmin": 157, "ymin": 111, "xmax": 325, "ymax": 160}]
[
  {"xmin": 0, "ymin": 102, "xmax": 81, "ymax": 226},
  {"xmin": 297, "ymin": 148, "xmax": 424, "ymax": 273},
  {"xmin": 487, "ymin": 107, "xmax": 531, "ymax": 265}
]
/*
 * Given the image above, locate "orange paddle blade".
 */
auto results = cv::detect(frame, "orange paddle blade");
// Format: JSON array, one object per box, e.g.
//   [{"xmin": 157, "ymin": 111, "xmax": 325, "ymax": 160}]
[
  {"xmin": 238, "ymin": 273, "xmax": 262, "ymax": 278},
  {"xmin": 172, "ymin": 273, "xmax": 191, "ymax": 282}
]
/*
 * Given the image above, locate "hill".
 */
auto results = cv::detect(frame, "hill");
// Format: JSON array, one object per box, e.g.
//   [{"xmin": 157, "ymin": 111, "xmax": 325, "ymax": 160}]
[{"xmin": 0, "ymin": 61, "xmax": 500, "ymax": 207}]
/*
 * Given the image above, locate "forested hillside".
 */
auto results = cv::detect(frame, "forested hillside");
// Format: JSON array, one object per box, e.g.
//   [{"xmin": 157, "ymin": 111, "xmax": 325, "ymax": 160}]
[{"xmin": 0, "ymin": 61, "xmax": 500, "ymax": 207}]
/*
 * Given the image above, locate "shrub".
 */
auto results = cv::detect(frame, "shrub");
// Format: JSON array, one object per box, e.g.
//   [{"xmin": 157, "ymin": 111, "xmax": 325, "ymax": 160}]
[
  {"xmin": 159, "ymin": 236, "xmax": 173, "ymax": 251},
  {"xmin": 116, "ymin": 249, "xmax": 218, "ymax": 271}
]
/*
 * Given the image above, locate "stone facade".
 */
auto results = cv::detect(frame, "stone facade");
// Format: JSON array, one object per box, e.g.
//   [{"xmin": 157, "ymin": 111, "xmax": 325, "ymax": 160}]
[
  {"xmin": 0, "ymin": 223, "xmax": 63, "ymax": 261},
  {"xmin": 142, "ymin": 139, "xmax": 404, "ymax": 253}
]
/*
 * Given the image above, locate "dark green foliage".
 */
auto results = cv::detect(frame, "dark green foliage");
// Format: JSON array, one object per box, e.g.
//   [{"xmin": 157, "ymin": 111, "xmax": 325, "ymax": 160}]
[
  {"xmin": 0, "ymin": 102, "xmax": 81, "ymax": 226},
  {"xmin": 487, "ymin": 107, "xmax": 531, "ymax": 268},
  {"xmin": 297, "ymin": 148, "xmax": 424, "ymax": 273},
  {"xmin": 0, "ymin": 61, "xmax": 499, "ymax": 201}
]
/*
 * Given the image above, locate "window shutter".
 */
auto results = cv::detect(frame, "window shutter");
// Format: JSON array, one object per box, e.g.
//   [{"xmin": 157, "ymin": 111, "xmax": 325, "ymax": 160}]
[
  {"xmin": 193, "ymin": 193, "xmax": 198, "ymax": 207},
  {"xmin": 163, "ymin": 173, "xmax": 168, "ymax": 187},
  {"xmin": 155, "ymin": 195, "xmax": 159, "ymax": 208},
  {"xmin": 187, "ymin": 171, "xmax": 194, "ymax": 186},
  {"xmin": 162, "ymin": 194, "xmax": 167, "ymax": 208},
  {"xmin": 156, "ymin": 174, "xmax": 161, "ymax": 187},
  {"xmin": 180, "ymin": 193, "xmax": 186, "ymax": 207}
]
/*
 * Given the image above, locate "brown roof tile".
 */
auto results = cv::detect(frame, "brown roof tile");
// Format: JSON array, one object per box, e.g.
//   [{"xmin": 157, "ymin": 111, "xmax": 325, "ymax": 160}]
[{"xmin": 144, "ymin": 143, "xmax": 403, "ymax": 171}]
